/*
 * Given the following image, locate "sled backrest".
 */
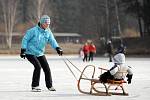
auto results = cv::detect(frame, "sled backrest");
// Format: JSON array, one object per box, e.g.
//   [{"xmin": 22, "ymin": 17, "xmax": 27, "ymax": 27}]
[
  {"xmin": 99, "ymin": 66, "xmax": 128, "ymax": 79},
  {"xmin": 113, "ymin": 71, "xmax": 128, "ymax": 79}
]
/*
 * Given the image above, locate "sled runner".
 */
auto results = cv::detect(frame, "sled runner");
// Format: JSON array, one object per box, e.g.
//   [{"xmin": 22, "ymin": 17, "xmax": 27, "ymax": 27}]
[{"xmin": 77, "ymin": 65, "xmax": 129, "ymax": 96}]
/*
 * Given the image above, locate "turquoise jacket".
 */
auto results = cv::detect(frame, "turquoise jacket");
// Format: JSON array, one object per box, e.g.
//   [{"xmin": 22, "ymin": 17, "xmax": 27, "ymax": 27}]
[{"xmin": 21, "ymin": 25, "xmax": 59, "ymax": 57}]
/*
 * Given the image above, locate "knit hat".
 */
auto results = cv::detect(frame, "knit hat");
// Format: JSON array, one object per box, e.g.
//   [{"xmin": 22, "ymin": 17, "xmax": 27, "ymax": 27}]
[
  {"xmin": 113, "ymin": 53, "xmax": 125, "ymax": 64},
  {"xmin": 40, "ymin": 15, "xmax": 50, "ymax": 24}
]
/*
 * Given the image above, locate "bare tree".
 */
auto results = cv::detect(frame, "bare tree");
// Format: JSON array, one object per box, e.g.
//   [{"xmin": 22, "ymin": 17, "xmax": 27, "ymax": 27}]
[
  {"xmin": 0, "ymin": 0, "xmax": 19, "ymax": 48},
  {"xmin": 93, "ymin": 0, "xmax": 106, "ymax": 41},
  {"xmin": 105, "ymin": 0, "xmax": 110, "ymax": 41},
  {"xmin": 114, "ymin": 0, "xmax": 122, "ymax": 37},
  {"xmin": 27, "ymin": 0, "xmax": 48, "ymax": 24}
]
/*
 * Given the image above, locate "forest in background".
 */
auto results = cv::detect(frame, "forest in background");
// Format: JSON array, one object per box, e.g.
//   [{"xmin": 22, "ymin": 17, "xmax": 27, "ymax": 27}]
[{"xmin": 0, "ymin": 0, "xmax": 150, "ymax": 55}]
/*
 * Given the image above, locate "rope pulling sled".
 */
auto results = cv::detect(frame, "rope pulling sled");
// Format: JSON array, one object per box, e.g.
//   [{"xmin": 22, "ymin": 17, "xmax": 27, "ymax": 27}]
[{"xmin": 61, "ymin": 56, "xmax": 129, "ymax": 96}]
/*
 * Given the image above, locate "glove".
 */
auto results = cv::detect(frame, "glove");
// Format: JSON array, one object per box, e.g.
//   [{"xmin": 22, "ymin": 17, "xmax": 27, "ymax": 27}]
[
  {"xmin": 126, "ymin": 74, "xmax": 133, "ymax": 84},
  {"xmin": 56, "ymin": 47, "xmax": 63, "ymax": 56},
  {"xmin": 99, "ymin": 71, "xmax": 114, "ymax": 83},
  {"xmin": 20, "ymin": 48, "xmax": 26, "ymax": 59}
]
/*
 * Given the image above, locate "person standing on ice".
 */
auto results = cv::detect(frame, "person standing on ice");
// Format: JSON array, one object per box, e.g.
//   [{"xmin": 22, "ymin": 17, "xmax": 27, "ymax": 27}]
[
  {"xmin": 116, "ymin": 42, "xmax": 126, "ymax": 55},
  {"xmin": 88, "ymin": 42, "xmax": 96, "ymax": 61},
  {"xmin": 20, "ymin": 15, "xmax": 63, "ymax": 92},
  {"xmin": 82, "ymin": 42, "xmax": 89, "ymax": 62},
  {"xmin": 99, "ymin": 48, "xmax": 133, "ymax": 84},
  {"xmin": 106, "ymin": 40, "xmax": 113, "ymax": 62}
]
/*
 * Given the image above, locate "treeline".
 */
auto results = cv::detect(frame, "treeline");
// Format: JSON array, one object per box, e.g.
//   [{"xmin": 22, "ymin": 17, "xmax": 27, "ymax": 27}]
[
  {"xmin": 0, "ymin": 0, "xmax": 149, "ymax": 48},
  {"xmin": 121, "ymin": 0, "xmax": 150, "ymax": 37}
]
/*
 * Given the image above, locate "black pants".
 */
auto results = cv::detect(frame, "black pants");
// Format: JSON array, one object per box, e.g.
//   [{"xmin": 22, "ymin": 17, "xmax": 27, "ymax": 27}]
[
  {"xmin": 26, "ymin": 54, "xmax": 52, "ymax": 88},
  {"xmin": 88, "ymin": 52, "xmax": 94, "ymax": 61},
  {"xmin": 83, "ymin": 53, "xmax": 88, "ymax": 62},
  {"xmin": 108, "ymin": 53, "xmax": 112, "ymax": 62}
]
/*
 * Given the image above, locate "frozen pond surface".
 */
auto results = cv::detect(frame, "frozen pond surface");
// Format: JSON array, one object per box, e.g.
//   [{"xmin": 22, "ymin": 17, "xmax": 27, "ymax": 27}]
[{"xmin": 0, "ymin": 55, "xmax": 150, "ymax": 100}]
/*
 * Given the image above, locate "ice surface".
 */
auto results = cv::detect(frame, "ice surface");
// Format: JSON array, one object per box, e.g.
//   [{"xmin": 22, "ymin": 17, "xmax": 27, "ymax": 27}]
[{"xmin": 0, "ymin": 55, "xmax": 150, "ymax": 100}]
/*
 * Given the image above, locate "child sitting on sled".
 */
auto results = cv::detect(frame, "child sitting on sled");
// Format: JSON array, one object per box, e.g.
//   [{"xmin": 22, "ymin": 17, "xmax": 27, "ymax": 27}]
[{"xmin": 99, "ymin": 48, "xmax": 133, "ymax": 84}]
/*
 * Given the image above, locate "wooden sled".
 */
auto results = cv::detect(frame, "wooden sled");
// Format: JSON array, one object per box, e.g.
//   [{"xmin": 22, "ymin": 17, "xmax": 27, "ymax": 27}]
[{"xmin": 77, "ymin": 65, "xmax": 128, "ymax": 96}]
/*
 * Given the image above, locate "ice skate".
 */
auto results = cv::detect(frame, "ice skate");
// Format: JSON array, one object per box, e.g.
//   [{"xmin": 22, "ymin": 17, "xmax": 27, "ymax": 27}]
[
  {"xmin": 32, "ymin": 86, "xmax": 41, "ymax": 92},
  {"xmin": 48, "ymin": 86, "xmax": 56, "ymax": 91}
]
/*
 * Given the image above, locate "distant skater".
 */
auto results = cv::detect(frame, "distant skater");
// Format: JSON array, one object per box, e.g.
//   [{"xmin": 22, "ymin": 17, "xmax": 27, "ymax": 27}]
[
  {"xmin": 82, "ymin": 42, "xmax": 89, "ymax": 62},
  {"xmin": 106, "ymin": 40, "xmax": 113, "ymax": 62},
  {"xmin": 116, "ymin": 42, "xmax": 126, "ymax": 54},
  {"xmin": 79, "ymin": 48, "xmax": 84, "ymax": 59},
  {"xmin": 88, "ymin": 42, "xmax": 96, "ymax": 61}
]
